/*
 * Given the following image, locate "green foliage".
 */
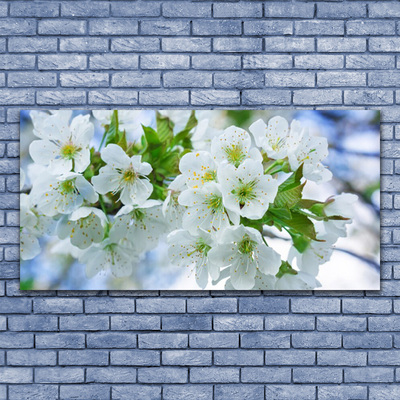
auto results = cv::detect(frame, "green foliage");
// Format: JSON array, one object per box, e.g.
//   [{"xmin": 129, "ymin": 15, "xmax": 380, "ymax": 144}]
[{"xmin": 276, "ymin": 260, "xmax": 298, "ymax": 279}]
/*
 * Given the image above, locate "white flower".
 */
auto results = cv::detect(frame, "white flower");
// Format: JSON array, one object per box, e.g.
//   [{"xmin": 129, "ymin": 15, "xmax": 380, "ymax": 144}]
[
  {"xmin": 249, "ymin": 116, "xmax": 303, "ymax": 160},
  {"xmin": 323, "ymin": 193, "xmax": 358, "ymax": 237},
  {"xmin": 178, "ymin": 182, "xmax": 240, "ymax": 235},
  {"xmin": 218, "ymin": 158, "xmax": 278, "ymax": 220},
  {"xmin": 92, "ymin": 144, "xmax": 153, "ymax": 206},
  {"xmin": 56, "ymin": 207, "xmax": 108, "ymax": 249},
  {"xmin": 29, "ymin": 113, "xmax": 94, "ymax": 174},
  {"xmin": 191, "ymin": 118, "xmax": 223, "ymax": 151},
  {"xmin": 162, "ymin": 175, "xmax": 187, "ymax": 230},
  {"xmin": 30, "ymin": 172, "xmax": 98, "ymax": 217},
  {"xmin": 288, "ymin": 131, "xmax": 332, "ymax": 183},
  {"xmin": 79, "ymin": 237, "xmax": 138, "ymax": 278},
  {"xmin": 288, "ymin": 234, "xmax": 336, "ymax": 276},
  {"xmin": 111, "ymin": 200, "xmax": 167, "ymax": 253},
  {"xmin": 20, "ymin": 168, "xmax": 25, "ymax": 191},
  {"xmin": 92, "ymin": 110, "xmax": 142, "ymax": 136},
  {"xmin": 20, "ymin": 194, "xmax": 55, "ymax": 260},
  {"xmin": 208, "ymin": 225, "xmax": 281, "ymax": 290},
  {"xmin": 30, "ymin": 110, "xmax": 72, "ymax": 139},
  {"xmin": 211, "ymin": 126, "xmax": 262, "ymax": 167},
  {"xmin": 275, "ymin": 271, "xmax": 321, "ymax": 290},
  {"xmin": 167, "ymin": 229, "xmax": 218, "ymax": 289},
  {"xmin": 179, "ymin": 151, "xmax": 217, "ymax": 189}
]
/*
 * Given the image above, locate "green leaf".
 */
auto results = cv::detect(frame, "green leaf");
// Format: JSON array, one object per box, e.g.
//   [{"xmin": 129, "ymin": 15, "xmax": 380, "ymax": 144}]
[
  {"xmin": 278, "ymin": 163, "xmax": 303, "ymax": 192},
  {"xmin": 276, "ymin": 260, "xmax": 298, "ymax": 279},
  {"xmin": 283, "ymin": 211, "xmax": 317, "ymax": 240},
  {"xmin": 274, "ymin": 182, "xmax": 305, "ymax": 209},
  {"xmin": 141, "ymin": 125, "xmax": 161, "ymax": 146},
  {"xmin": 156, "ymin": 112, "xmax": 174, "ymax": 143},
  {"xmin": 182, "ymin": 110, "xmax": 198, "ymax": 133},
  {"xmin": 297, "ymin": 199, "xmax": 324, "ymax": 209},
  {"xmin": 105, "ymin": 110, "xmax": 119, "ymax": 146},
  {"xmin": 269, "ymin": 207, "xmax": 292, "ymax": 220},
  {"xmin": 290, "ymin": 232, "xmax": 310, "ymax": 253}
]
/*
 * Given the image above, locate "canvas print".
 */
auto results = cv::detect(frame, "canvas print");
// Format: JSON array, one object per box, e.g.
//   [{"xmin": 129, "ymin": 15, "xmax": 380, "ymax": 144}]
[{"xmin": 20, "ymin": 110, "xmax": 380, "ymax": 290}]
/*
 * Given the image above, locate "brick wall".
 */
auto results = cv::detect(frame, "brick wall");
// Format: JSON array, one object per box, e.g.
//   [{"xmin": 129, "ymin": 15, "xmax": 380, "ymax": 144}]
[{"xmin": 0, "ymin": 1, "xmax": 398, "ymax": 399}]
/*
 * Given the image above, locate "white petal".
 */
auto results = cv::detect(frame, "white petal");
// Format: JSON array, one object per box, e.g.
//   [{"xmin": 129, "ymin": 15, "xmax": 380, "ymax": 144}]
[
  {"xmin": 20, "ymin": 231, "xmax": 41, "ymax": 260},
  {"xmin": 101, "ymin": 144, "xmax": 130, "ymax": 169}
]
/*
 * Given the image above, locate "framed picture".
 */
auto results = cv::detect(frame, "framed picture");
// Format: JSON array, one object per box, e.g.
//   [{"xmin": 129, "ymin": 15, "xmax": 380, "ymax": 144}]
[{"xmin": 20, "ymin": 110, "xmax": 380, "ymax": 290}]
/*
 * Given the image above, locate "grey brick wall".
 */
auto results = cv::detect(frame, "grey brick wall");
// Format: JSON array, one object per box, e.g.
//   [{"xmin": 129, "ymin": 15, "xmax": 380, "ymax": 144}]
[{"xmin": 0, "ymin": 1, "xmax": 397, "ymax": 399}]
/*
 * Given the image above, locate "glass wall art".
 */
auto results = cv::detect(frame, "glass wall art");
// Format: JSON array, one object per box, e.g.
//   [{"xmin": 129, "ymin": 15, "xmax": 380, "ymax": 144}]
[{"xmin": 20, "ymin": 110, "xmax": 380, "ymax": 290}]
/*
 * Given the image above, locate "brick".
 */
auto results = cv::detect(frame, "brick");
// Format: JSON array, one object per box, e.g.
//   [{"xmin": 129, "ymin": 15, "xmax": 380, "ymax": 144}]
[
  {"xmin": 59, "ymin": 350, "xmax": 109, "ymax": 366},
  {"xmin": 162, "ymin": 315, "xmax": 211, "ymax": 331},
  {"xmin": 191, "ymin": 90, "xmax": 240, "ymax": 106},
  {"xmin": 11, "ymin": 2, "xmax": 59, "ymax": 17},
  {"xmin": 162, "ymin": 350, "xmax": 211, "ymax": 366},
  {"xmin": 163, "ymin": 71, "xmax": 211, "ymax": 88},
  {"xmin": 344, "ymin": 90, "xmax": 393, "ymax": 106},
  {"xmin": 0, "ymin": 297, "xmax": 31, "ymax": 313},
  {"xmin": 34, "ymin": 298, "xmax": 83, "ymax": 314},
  {"xmin": 138, "ymin": 367, "xmax": 187, "ymax": 383},
  {"xmin": 265, "ymin": 385, "xmax": 316, "ymax": 400},
  {"xmin": 239, "ymin": 297, "xmax": 289, "ymax": 313},
  {"xmin": 343, "ymin": 299, "xmax": 391, "ymax": 314},
  {"xmin": 317, "ymin": 3, "xmax": 366, "ymax": 18},
  {"xmin": 264, "ymin": 37, "xmax": 314, "ymax": 52},
  {"xmin": 214, "ymin": 38, "xmax": 262, "ymax": 53},
  {"xmin": 213, "ymin": 3, "xmax": 262, "ymax": 18},
  {"xmin": 9, "ymin": 72, "xmax": 57, "ymax": 88},
  {"xmin": 112, "ymin": 385, "xmax": 161, "ymax": 399},
  {"xmin": 318, "ymin": 38, "xmax": 366, "ymax": 53},
  {"xmin": 292, "ymin": 298, "xmax": 340, "ymax": 313},
  {"xmin": 295, "ymin": 20, "xmax": 344, "ymax": 36},
  {"xmin": 243, "ymin": 89, "xmax": 291, "ymax": 105},
  {"xmin": 242, "ymin": 367, "xmax": 291, "ymax": 383},
  {"xmin": 140, "ymin": 90, "xmax": 188, "ymax": 106},
  {"xmin": 89, "ymin": 19, "xmax": 138, "ymax": 35},
  {"xmin": 0, "ymin": 55, "xmax": 35, "ymax": 70},
  {"xmin": 295, "ymin": 55, "xmax": 344, "ymax": 69},
  {"xmin": 0, "ymin": 367, "xmax": 32, "ymax": 383},
  {"xmin": 163, "ymin": 2, "xmax": 210, "ymax": 18},
  {"xmin": 265, "ymin": 2, "xmax": 314, "ymax": 18},
  {"xmin": 112, "ymin": 71, "xmax": 160, "ymax": 88},
  {"xmin": 347, "ymin": 20, "xmax": 395, "ymax": 36},
  {"xmin": 38, "ymin": 54, "xmax": 87, "ymax": 70},
  {"xmin": 162, "ymin": 38, "xmax": 211, "ymax": 53},
  {"xmin": 86, "ymin": 367, "xmax": 137, "ymax": 383},
  {"xmin": 62, "ymin": 2, "xmax": 110, "ymax": 17},
  {"xmin": 60, "ymin": 72, "xmax": 109, "ymax": 88},
  {"xmin": 111, "ymin": 315, "xmax": 160, "ymax": 330},
  {"xmin": 265, "ymin": 315, "xmax": 314, "ymax": 331},
  {"xmin": 369, "ymin": 350, "xmax": 400, "ymax": 366},
  {"xmin": 369, "ymin": 316, "xmax": 400, "ymax": 331},
  {"xmin": 215, "ymin": 385, "xmax": 265, "ymax": 400},
  {"xmin": 318, "ymin": 385, "xmax": 367, "ymax": 400},
  {"xmin": 193, "ymin": 20, "xmax": 241, "ymax": 36},
  {"xmin": 0, "ymin": 19, "xmax": 36, "ymax": 35},
  {"xmin": 8, "ymin": 315, "xmax": 57, "ymax": 331},
  {"xmin": 163, "ymin": 385, "xmax": 212, "ymax": 400},
  {"xmin": 37, "ymin": 90, "xmax": 86, "ymax": 105},
  {"xmin": 345, "ymin": 367, "xmax": 393, "ymax": 383},
  {"xmin": 89, "ymin": 90, "xmax": 138, "ymax": 105},
  {"xmin": 141, "ymin": 55, "xmax": 189, "ymax": 70},
  {"xmin": 214, "ymin": 315, "xmax": 263, "ymax": 331},
  {"xmin": 370, "ymin": 38, "xmax": 400, "ymax": 53},
  {"xmin": 90, "ymin": 54, "xmax": 138, "ymax": 70},
  {"xmin": 7, "ymin": 349, "xmax": 56, "ymax": 366},
  {"xmin": 346, "ymin": 55, "xmax": 395, "ymax": 69},
  {"xmin": 292, "ymin": 333, "xmax": 341, "ymax": 349},
  {"xmin": 85, "ymin": 298, "xmax": 135, "ymax": 313},
  {"xmin": 0, "ymin": 333, "xmax": 33, "ymax": 348},
  {"xmin": 369, "ymin": 2, "xmax": 400, "ymax": 18},
  {"xmin": 317, "ymin": 316, "xmax": 366, "ymax": 331},
  {"xmin": 214, "ymin": 350, "xmax": 263, "ymax": 366},
  {"xmin": 265, "ymin": 72, "xmax": 315, "ymax": 88},
  {"xmin": 139, "ymin": 333, "xmax": 187, "ymax": 349},
  {"xmin": 111, "ymin": 350, "xmax": 159, "ymax": 366},
  {"xmin": 343, "ymin": 333, "xmax": 392, "ymax": 349},
  {"xmin": 369, "ymin": 71, "xmax": 400, "ymax": 87},
  {"xmin": 293, "ymin": 367, "xmax": 342, "ymax": 383},
  {"xmin": 60, "ymin": 315, "xmax": 109, "ymax": 331},
  {"xmin": 35, "ymin": 367, "xmax": 84, "ymax": 383},
  {"xmin": 265, "ymin": 350, "xmax": 315, "ymax": 365},
  {"xmin": 190, "ymin": 367, "xmax": 239, "ymax": 383},
  {"xmin": 39, "ymin": 19, "xmax": 86, "ymax": 35},
  {"xmin": 9, "ymin": 37, "xmax": 57, "ymax": 53},
  {"xmin": 60, "ymin": 38, "xmax": 109, "ymax": 52},
  {"xmin": 189, "ymin": 332, "xmax": 239, "ymax": 348},
  {"xmin": 187, "ymin": 298, "xmax": 237, "ymax": 313},
  {"xmin": 9, "ymin": 385, "xmax": 58, "ymax": 399},
  {"xmin": 244, "ymin": 21, "xmax": 293, "ymax": 36},
  {"xmin": 318, "ymin": 350, "xmax": 366, "ymax": 366},
  {"xmin": 318, "ymin": 72, "xmax": 366, "ymax": 87},
  {"xmin": 192, "ymin": 54, "xmax": 240, "ymax": 70},
  {"xmin": 112, "ymin": 38, "xmax": 160, "ymax": 52},
  {"xmin": 141, "ymin": 21, "xmax": 189, "ymax": 36},
  {"xmin": 87, "ymin": 332, "xmax": 136, "ymax": 349},
  {"xmin": 60, "ymin": 385, "xmax": 110, "ymax": 400},
  {"xmin": 241, "ymin": 332, "xmax": 290, "ymax": 349}
]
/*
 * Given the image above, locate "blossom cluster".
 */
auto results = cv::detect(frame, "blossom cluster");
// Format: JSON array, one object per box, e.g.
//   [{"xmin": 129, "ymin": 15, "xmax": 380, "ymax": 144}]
[{"xmin": 21, "ymin": 110, "xmax": 357, "ymax": 290}]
